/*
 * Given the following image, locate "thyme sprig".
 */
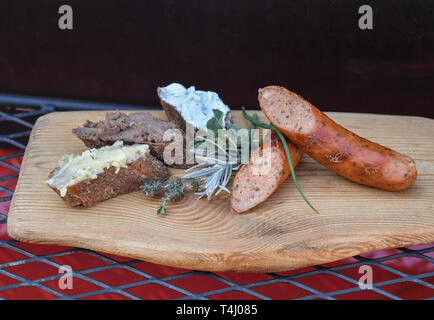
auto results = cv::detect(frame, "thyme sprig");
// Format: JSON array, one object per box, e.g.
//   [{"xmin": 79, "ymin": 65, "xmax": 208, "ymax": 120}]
[
  {"xmin": 140, "ymin": 178, "xmax": 198, "ymax": 214},
  {"xmin": 241, "ymin": 107, "xmax": 319, "ymax": 214}
]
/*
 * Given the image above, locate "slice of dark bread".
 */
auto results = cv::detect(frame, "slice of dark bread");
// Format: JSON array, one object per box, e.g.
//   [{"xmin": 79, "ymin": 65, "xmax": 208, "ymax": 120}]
[{"xmin": 48, "ymin": 155, "xmax": 169, "ymax": 207}]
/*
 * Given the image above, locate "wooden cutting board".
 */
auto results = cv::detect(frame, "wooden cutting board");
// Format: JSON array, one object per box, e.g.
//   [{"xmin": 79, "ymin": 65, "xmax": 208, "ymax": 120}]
[{"xmin": 7, "ymin": 110, "xmax": 434, "ymax": 273}]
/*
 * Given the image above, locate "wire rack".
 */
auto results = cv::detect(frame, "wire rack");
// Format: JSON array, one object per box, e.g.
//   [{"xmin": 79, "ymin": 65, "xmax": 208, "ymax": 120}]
[{"xmin": 0, "ymin": 94, "xmax": 433, "ymax": 300}]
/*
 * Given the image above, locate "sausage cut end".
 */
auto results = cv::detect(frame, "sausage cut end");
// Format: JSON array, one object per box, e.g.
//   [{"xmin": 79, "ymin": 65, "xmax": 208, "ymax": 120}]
[{"xmin": 259, "ymin": 86, "xmax": 316, "ymax": 134}]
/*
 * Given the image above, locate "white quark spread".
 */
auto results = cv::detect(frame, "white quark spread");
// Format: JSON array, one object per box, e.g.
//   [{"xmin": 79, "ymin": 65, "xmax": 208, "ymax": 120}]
[
  {"xmin": 158, "ymin": 83, "xmax": 230, "ymax": 131},
  {"xmin": 46, "ymin": 141, "xmax": 149, "ymax": 197}
]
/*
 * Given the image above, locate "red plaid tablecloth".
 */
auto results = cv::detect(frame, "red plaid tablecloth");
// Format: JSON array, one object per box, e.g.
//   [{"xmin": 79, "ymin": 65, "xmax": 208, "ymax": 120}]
[{"xmin": 0, "ymin": 148, "xmax": 433, "ymax": 300}]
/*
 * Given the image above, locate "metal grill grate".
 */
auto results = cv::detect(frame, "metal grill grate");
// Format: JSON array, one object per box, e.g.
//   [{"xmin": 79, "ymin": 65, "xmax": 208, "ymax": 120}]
[{"xmin": 0, "ymin": 94, "xmax": 433, "ymax": 300}]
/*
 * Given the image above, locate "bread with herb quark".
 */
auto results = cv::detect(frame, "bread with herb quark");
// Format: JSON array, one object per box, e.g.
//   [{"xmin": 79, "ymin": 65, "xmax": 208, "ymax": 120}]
[{"xmin": 157, "ymin": 83, "xmax": 233, "ymax": 132}]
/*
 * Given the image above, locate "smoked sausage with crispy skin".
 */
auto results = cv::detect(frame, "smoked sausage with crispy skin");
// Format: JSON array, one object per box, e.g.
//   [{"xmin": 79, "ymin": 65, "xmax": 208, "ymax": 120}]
[
  {"xmin": 231, "ymin": 132, "xmax": 303, "ymax": 214},
  {"xmin": 258, "ymin": 86, "xmax": 417, "ymax": 191}
]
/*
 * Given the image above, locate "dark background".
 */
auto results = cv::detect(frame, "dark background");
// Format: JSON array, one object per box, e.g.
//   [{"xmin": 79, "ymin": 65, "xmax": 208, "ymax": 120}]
[{"xmin": 0, "ymin": 0, "xmax": 433, "ymax": 117}]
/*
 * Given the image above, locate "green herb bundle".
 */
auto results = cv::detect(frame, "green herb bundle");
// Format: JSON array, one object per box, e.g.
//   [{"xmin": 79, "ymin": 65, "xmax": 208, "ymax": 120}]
[{"xmin": 142, "ymin": 108, "xmax": 318, "ymax": 215}]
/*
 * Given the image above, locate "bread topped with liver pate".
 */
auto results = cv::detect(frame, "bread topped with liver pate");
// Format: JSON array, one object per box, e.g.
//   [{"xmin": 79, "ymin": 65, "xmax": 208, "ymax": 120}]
[
  {"xmin": 73, "ymin": 110, "xmax": 190, "ymax": 168},
  {"xmin": 73, "ymin": 110, "xmax": 178, "ymax": 155}
]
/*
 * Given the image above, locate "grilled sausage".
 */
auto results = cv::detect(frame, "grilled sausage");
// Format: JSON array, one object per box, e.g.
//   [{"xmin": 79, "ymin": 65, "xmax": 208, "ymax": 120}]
[
  {"xmin": 231, "ymin": 132, "xmax": 303, "ymax": 214},
  {"xmin": 258, "ymin": 86, "xmax": 417, "ymax": 191}
]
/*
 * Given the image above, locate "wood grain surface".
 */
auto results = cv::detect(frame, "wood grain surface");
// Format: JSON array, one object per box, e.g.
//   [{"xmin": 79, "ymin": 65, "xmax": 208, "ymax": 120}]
[{"xmin": 7, "ymin": 111, "xmax": 434, "ymax": 273}]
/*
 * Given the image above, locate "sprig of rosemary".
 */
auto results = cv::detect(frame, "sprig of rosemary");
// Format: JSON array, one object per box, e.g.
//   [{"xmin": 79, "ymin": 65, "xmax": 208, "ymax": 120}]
[
  {"xmin": 241, "ymin": 107, "xmax": 319, "ymax": 214},
  {"xmin": 182, "ymin": 162, "xmax": 235, "ymax": 200}
]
